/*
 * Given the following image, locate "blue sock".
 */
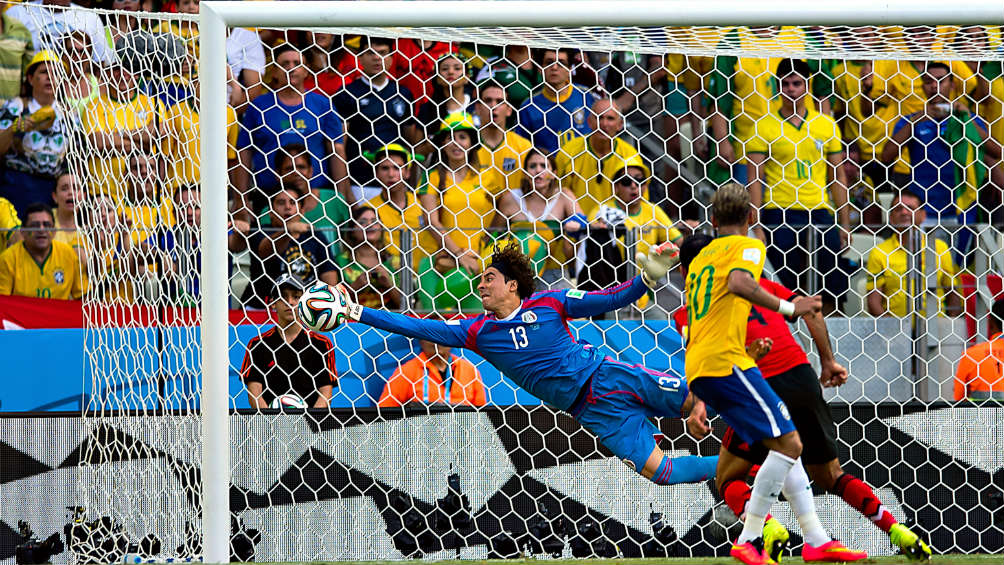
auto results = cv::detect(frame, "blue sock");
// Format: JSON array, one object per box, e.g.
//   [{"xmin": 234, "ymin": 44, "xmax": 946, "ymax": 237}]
[{"xmin": 651, "ymin": 454, "xmax": 718, "ymax": 485}]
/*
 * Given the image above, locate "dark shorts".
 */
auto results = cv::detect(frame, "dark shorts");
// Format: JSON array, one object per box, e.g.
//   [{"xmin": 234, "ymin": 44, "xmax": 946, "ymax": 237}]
[{"xmin": 722, "ymin": 363, "xmax": 839, "ymax": 465}]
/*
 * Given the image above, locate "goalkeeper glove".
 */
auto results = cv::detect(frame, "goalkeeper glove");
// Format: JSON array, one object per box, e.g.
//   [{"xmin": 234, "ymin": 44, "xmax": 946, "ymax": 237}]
[
  {"xmin": 336, "ymin": 283, "xmax": 364, "ymax": 321},
  {"xmin": 636, "ymin": 241, "xmax": 680, "ymax": 288}
]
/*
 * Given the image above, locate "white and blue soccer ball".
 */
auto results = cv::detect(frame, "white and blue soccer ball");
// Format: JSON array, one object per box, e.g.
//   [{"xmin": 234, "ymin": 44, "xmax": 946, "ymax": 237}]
[
  {"xmin": 270, "ymin": 394, "xmax": 308, "ymax": 409},
  {"xmin": 296, "ymin": 282, "xmax": 349, "ymax": 332}
]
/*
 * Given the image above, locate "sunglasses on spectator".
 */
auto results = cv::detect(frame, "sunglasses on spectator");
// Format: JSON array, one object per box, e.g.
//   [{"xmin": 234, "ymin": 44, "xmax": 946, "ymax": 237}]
[
  {"xmin": 24, "ymin": 221, "xmax": 54, "ymax": 228},
  {"xmin": 616, "ymin": 175, "xmax": 646, "ymax": 187}
]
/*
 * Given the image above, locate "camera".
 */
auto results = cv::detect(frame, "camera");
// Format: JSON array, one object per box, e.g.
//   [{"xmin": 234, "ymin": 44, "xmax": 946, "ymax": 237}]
[{"xmin": 15, "ymin": 521, "xmax": 64, "ymax": 565}]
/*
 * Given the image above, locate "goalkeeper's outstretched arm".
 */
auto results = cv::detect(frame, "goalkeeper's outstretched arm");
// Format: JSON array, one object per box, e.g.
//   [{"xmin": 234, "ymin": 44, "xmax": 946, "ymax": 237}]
[
  {"xmin": 356, "ymin": 307, "xmax": 468, "ymax": 348},
  {"xmin": 564, "ymin": 275, "xmax": 650, "ymax": 319}
]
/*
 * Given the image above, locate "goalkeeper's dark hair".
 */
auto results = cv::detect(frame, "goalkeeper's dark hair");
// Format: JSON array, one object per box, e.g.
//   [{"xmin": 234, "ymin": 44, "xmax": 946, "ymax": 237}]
[
  {"xmin": 679, "ymin": 233, "xmax": 714, "ymax": 273},
  {"xmin": 488, "ymin": 241, "xmax": 536, "ymax": 300},
  {"xmin": 711, "ymin": 182, "xmax": 751, "ymax": 227}
]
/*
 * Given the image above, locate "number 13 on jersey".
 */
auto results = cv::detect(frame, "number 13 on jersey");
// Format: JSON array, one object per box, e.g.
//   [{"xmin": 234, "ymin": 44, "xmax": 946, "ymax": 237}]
[{"xmin": 509, "ymin": 326, "xmax": 529, "ymax": 349}]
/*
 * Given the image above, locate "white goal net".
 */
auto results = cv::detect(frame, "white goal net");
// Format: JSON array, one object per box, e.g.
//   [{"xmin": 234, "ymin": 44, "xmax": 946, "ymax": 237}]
[{"xmin": 1, "ymin": 1, "xmax": 1003, "ymax": 563}]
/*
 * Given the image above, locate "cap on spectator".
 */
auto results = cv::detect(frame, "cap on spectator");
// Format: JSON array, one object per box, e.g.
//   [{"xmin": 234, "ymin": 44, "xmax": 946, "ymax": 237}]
[
  {"xmin": 363, "ymin": 143, "xmax": 425, "ymax": 165},
  {"xmin": 604, "ymin": 154, "xmax": 651, "ymax": 184},
  {"xmin": 434, "ymin": 112, "xmax": 479, "ymax": 144},
  {"xmin": 272, "ymin": 273, "xmax": 306, "ymax": 303},
  {"xmin": 26, "ymin": 50, "xmax": 67, "ymax": 74}
]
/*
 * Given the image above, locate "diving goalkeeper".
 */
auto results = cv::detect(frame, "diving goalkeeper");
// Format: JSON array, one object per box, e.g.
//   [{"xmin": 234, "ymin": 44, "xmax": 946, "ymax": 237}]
[{"xmin": 338, "ymin": 242, "xmax": 716, "ymax": 485}]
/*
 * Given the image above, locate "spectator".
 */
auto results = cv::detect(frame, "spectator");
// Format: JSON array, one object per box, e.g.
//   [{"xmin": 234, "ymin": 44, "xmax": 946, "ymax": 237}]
[
  {"xmin": 241, "ymin": 275, "xmax": 336, "ymax": 409},
  {"xmin": 602, "ymin": 50, "xmax": 665, "ymax": 117},
  {"xmin": 377, "ymin": 337, "xmax": 486, "ymax": 407},
  {"xmin": 256, "ymin": 143, "xmax": 351, "ymax": 244},
  {"xmin": 0, "ymin": 202, "xmax": 83, "ymax": 299},
  {"xmin": 119, "ymin": 153, "xmax": 174, "ymax": 246},
  {"xmin": 362, "ymin": 143, "xmax": 427, "ymax": 264},
  {"xmin": 473, "ymin": 79, "xmax": 532, "ymax": 193},
  {"xmin": 0, "ymin": 7, "xmax": 32, "ymax": 100},
  {"xmin": 55, "ymin": 29, "xmax": 97, "ymax": 118},
  {"xmin": 415, "ymin": 52, "xmax": 475, "ymax": 141},
  {"xmin": 332, "ymin": 36, "xmax": 414, "ymax": 192},
  {"xmin": 152, "ymin": 185, "xmax": 246, "ymax": 306},
  {"xmin": 881, "ymin": 62, "xmax": 1001, "ymax": 261},
  {"xmin": 226, "ymin": 27, "xmax": 266, "ymax": 110},
  {"xmin": 104, "ymin": 0, "xmax": 143, "ymax": 49},
  {"xmin": 0, "ymin": 50, "xmax": 68, "ymax": 215},
  {"xmin": 80, "ymin": 50, "xmax": 164, "ymax": 201},
  {"xmin": 581, "ymin": 156, "xmax": 681, "ymax": 295},
  {"xmin": 163, "ymin": 72, "xmax": 240, "ymax": 190},
  {"xmin": 78, "ymin": 193, "xmax": 141, "ymax": 302},
  {"xmin": 336, "ymin": 206, "xmax": 401, "ymax": 309},
  {"xmin": 843, "ymin": 142, "xmax": 883, "ymax": 232},
  {"xmin": 302, "ymin": 31, "xmax": 358, "ymax": 95},
  {"xmin": 865, "ymin": 190, "xmax": 961, "ymax": 318},
  {"xmin": 473, "ymin": 44, "xmax": 540, "ymax": 108},
  {"xmin": 517, "ymin": 47, "xmax": 599, "ymax": 154},
  {"xmin": 832, "ymin": 54, "xmax": 898, "ymax": 188},
  {"xmin": 555, "ymin": 98, "xmax": 640, "ymax": 215},
  {"xmin": 235, "ymin": 43, "xmax": 348, "ymax": 218},
  {"xmin": 746, "ymin": 58, "xmax": 848, "ymax": 314},
  {"xmin": 957, "ymin": 26, "xmax": 1004, "ymax": 225},
  {"xmin": 494, "ymin": 148, "xmax": 584, "ymax": 288},
  {"xmin": 418, "ymin": 112, "xmax": 499, "ymax": 276},
  {"xmin": 51, "ymin": 171, "xmax": 80, "ymax": 253},
  {"xmin": 955, "ymin": 298, "xmax": 1004, "ymax": 401},
  {"xmin": 0, "ymin": 195, "xmax": 19, "ymax": 250},
  {"xmin": 661, "ymin": 53, "xmax": 707, "ymax": 218},
  {"xmin": 6, "ymin": 0, "xmax": 113, "ymax": 64},
  {"xmin": 390, "ymin": 38, "xmax": 456, "ymax": 109},
  {"xmin": 707, "ymin": 27, "xmax": 832, "ymax": 186},
  {"xmin": 237, "ymin": 185, "xmax": 339, "ymax": 309},
  {"xmin": 870, "ymin": 27, "xmax": 981, "ymax": 187}
]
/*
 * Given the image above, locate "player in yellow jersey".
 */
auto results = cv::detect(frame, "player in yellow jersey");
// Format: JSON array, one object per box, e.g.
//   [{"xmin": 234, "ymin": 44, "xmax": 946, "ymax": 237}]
[
  {"xmin": 747, "ymin": 58, "xmax": 848, "ymax": 315},
  {"xmin": 684, "ymin": 184, "xmax": 865, "ymax": 565},
  {"xmin": 0, "ymin": 204, "xmax": 84, "ymax": 300},
  {"xmin": 473, "ymin": 80, "xmax": 533, "ymax": 192}
]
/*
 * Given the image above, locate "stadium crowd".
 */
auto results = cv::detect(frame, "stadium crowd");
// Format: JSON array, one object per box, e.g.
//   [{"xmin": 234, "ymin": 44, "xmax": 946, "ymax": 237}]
[{"xmin": 0, "ymin": 1, "xmax": 1001, "ymax": 402}]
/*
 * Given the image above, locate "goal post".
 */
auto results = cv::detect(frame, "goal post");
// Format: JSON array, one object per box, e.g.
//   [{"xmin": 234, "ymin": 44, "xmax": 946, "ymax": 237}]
[{"xmin": 187, "ymin": 2, "xmax": 1004, "ymax": 563}]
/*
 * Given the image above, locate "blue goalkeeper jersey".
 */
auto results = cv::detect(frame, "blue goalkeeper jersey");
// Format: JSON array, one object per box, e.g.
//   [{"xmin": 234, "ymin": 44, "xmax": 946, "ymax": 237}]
[{"xmin": 359, "ymin": 276, "xmax": 649, "ymax": 410}]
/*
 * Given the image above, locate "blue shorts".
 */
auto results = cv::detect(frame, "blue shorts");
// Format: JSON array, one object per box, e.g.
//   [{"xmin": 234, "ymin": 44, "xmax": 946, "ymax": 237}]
[
  {"xmin": 570, "ymin": 357, "xmax": 689, "ymax": 472},
  {"xmin": 689, "ymin": 365, "xmax": 796, "ymax": 446}
]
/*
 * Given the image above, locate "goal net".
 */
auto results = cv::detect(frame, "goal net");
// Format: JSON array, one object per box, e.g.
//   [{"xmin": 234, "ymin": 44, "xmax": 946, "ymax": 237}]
[{"xmin": 4, "ymin": 1, "xmax": 1003, "ymax": 562}]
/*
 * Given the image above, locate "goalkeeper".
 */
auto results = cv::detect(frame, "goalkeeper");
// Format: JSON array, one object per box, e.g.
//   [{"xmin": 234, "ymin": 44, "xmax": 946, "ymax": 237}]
[{"xmin": 339, "ymin": 241, "xmax": 716, "ymax": 485}]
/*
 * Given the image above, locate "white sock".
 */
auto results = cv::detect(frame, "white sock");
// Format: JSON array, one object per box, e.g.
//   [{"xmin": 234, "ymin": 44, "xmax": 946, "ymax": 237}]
[
  {"xmin": 738, "ymin": 450, "xmax": 796, "ymax": 544},
  {"xmin": 782, "ymin": 458, "xmax": 831, "ymax": 547}
]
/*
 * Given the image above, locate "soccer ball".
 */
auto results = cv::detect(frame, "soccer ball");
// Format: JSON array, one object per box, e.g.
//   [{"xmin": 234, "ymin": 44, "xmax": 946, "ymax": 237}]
[
  {"xmin": 296, "ymin": 282, "xmax": 348, "ymax": 332},
  {"xmin": 270, "ymin": 394, "xmax": 307, "ymax": 409}
]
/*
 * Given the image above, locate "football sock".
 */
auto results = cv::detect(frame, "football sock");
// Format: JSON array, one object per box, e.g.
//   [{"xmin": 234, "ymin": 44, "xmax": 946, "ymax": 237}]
[
  {"xmin": 738, "ymin": 450, "xmax": 795, "ymax": 544},
  {"xmin": 651, "ymin": 454, "xmax": 718, "ymax": 485},
  {"xmin": 833, "ymin": 472, "xmax": 898, "ymax": 532},
  {"xmin": 781, "ymin": 459, "xmax": 831, "ymax": 547},
  {"xmin": 721, "ymin": 478, "xmax": 752, "ymax": 519},
  {"xmin": 720, "ymin": 478, "xmax": 773, "ymax": 522}
]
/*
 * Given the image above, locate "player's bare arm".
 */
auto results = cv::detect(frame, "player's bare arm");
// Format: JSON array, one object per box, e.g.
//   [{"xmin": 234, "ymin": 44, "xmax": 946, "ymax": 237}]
[
  {"xmin": 726, "ymin": 269, "xmax": 821, "ymax": 316},
  {"xmin": 803, "ymin": 308, "xmax": 848, "ymax": 387}
]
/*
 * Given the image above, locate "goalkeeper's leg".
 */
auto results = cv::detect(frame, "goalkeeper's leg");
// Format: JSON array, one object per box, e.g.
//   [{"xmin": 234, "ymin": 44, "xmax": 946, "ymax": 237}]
[{"xmin": 571, "ymin": 361, "xmax": 718, "ymax": 485}]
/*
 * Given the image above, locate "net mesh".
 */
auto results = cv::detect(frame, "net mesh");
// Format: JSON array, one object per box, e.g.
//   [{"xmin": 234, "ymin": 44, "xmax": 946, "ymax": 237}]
[{"xmin": 4, "ymin": 1, "xmax": 1003, "ymax": 562}]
